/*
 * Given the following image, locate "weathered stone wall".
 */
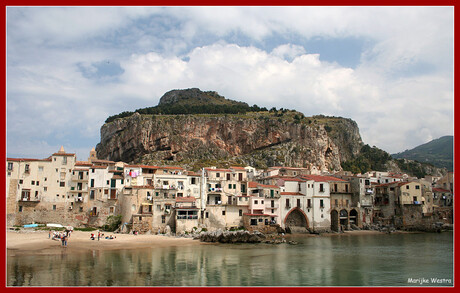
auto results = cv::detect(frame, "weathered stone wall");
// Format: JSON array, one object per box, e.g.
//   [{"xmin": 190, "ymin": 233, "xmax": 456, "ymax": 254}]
[
  {"xmin": 132, "ymin": 215, "xmax": 153, "ymax": 234},
  {"xmin": 394, "ymin": 205, "xmax": 434, "ymax": 230},
  {"xmin": 7, "ymin": 179, "xmax": 19, "ymax": 226}
]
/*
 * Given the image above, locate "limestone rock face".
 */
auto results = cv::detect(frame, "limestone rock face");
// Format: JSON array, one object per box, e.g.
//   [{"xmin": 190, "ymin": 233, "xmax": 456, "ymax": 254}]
[{"xmin": 96, "ymin": 111, "xmax": 363, "ymax": 171}]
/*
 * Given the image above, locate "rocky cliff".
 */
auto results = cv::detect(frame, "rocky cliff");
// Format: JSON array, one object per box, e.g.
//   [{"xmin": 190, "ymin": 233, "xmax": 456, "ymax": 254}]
[{"xmin": 96, "ymin": 106, "xmax": 363, "ymax": 171}]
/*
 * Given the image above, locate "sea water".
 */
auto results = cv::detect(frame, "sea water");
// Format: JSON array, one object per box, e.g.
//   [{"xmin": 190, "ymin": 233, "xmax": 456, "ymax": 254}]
[{"xmin": 7, "ymin": 231, "xmax": 453, "ymax": 287}]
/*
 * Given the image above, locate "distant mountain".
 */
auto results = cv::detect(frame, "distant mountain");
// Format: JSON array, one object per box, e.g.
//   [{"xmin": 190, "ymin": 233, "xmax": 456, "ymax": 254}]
[{"xmin": 392, "ymin": 136, "xmax": 453, "ymax": 171}]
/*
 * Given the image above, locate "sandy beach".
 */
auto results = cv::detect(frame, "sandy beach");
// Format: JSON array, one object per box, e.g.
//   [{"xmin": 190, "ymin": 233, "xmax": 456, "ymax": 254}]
[{"xmin": 7, "ymin": 230, "xmax": 204, "ymax": 256}]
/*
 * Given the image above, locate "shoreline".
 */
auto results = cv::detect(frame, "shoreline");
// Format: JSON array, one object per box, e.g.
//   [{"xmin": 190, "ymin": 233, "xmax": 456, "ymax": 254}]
[
  {"xmin": 6, "ymin": 230, "xmax": 205, "ymax": 257},
  {"xmin": 7, "ymin": 229, "xmax": 442, "ymax": 257}
]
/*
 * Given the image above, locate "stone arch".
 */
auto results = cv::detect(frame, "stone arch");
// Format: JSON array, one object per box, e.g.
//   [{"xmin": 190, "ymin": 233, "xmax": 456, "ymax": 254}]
[
  {"xmin": 284, "ymin": 207, "xmax": 309, "ymax": 229},
  {"xmin": 339, "ymin": 209, "xmax": 349, "ymax": 228},
  {"xmin": 331, "ymin": 209, "xmax": 339, "ymax": 232},
  {"xmin": 349, "ymin": 209, "xmax": 358, "ymax": 226}
]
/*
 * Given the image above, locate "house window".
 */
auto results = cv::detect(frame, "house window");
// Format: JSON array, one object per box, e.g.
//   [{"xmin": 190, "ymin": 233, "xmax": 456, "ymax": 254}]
[
  {"xmin": 233, "ymin": 184, "xmax": 236, "ymax": 189},
  {"xmin": 250, "ymin": 219, "xmax": 257, "ymax": 226},
  {"xmin": 18, "ymin": 206, "xmax": 23, "ymax": 212},
  {"xmin": 206, "ymin": 212, "xmax": 209, "ymax": 218},
  {"xmin": 258, "ymin": 218, "xmax": 263, "ymax": 222},
  {"xmin": 297, "ymin": 199, "xmax": 301, "ymax": 208},
  {"xmin": 8, "ymin": 162, "xmax": 13, "ymax": 171},
  {"xmin": 271, "ymin": 200, "xmax": 275, "ymax": 208},
  {"xmin": 53, "ymin": 205, "xmax": 56, "ymax": 210},
  {"xmin": 406, "ymin": 185, "xmax": 410, "ymax": 189},
  {"xmin": 109, "ymin": 207, "xmax": 115, "ymax": 214},
  {"xmin": 319, "ymin": 184, "xmax": 324, "ymax": 192},
  {"xmin": 162, "ymin": 216, "xmax": 166, "ymax": 223},
  {"xmin": 216, "ymin": 173, "xmax": 220, "ymax": 178},
  {"xmin": 90, "ymin": 190, "xmax": 95, "ymax": 200},
  {"xmin": 19, "ymin": 180, "xmax": 23, "ymax": 184},
  {"xmin": 307, "ymin": 199, "xmax": 311, "ymax": 208},
  {"xmin": 91, "ymin": 179, "xmax": 94, "ymax": 187},
  {"xmin": 255, "ymin": 200, "xmax": 258, "ymax": 204},
  {"xmin": 191, "ymin": 177, "xmax": 196, "ymax": 185},
  {"xmin": 25, "ymin": 164, "xmax": 30, "ymax": 173},
  {"xmin": 415, "ymin": 185, "xmax": 420, "ymax": 190},
  {"xmin": 60, "ymin": 182, "xmax": 65, "ymax": 187},
  {"xmin": 21, "ymin": 189, "xmax": 30, "ymax": 200},
  {"xmin": 286, "ymin": 199, "xmax": 290, "ymax": 208},
  {"xmin": 79, "ymin": 207, "xmax": 83, "ymax": 212},
  {"xmin": 320, "ymin": 200, "xmax": 324, "ymax": 208},
  {"xmin": 228, "ymin": 184, "xmax": 232, "ymax": 189},
  {"xmin": 227, "ymin": 173, "xmax": 231, "ymax": 180},
  {"xmin": 63, "ymin": 157, "xmax": 67, "ymax": 164},
  {"xmin": 31, "ymin": 181, "xmax": 35, "ymax": 185},
  {"xmin": 222, "ymin": 211, "xmax": 226, "ymax": 216},
  {"xmin": 239, "ymin": 210, "xmax": 242, "ymax": 216},
  {"xmin": 36, "ymin": 181, "xmax": 39, "ymax": 186},
  {"xmin": 44, "ymin": 187, "xmax": 47, "ymax": 192}
]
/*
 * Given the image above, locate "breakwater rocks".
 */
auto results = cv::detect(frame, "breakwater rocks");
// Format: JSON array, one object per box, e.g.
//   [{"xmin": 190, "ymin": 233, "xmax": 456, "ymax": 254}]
[{"xmin": 197, "ymin": 230, "xmax": 267, "ymax": 243}]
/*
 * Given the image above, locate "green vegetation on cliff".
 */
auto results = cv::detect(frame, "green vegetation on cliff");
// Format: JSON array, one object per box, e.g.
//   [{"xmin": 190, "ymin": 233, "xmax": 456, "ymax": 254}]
[{"xmin": 341, "ymin": 144, "xmax": 392, "ymax": 174}]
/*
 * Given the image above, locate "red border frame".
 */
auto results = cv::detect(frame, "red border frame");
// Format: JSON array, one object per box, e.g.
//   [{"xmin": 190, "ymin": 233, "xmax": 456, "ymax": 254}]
[{"xmin": 1, "ymin": 3, "xmax": 457, "ymax": 292}]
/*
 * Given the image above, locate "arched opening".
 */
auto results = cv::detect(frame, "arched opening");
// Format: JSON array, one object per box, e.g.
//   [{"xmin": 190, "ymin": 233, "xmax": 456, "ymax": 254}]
[
  {"xmin": 284, "ymin": 208, "xmax": 309, "ymax": 233},
  {"xmin": 349, "ymin": 209, "xmax": 358, "ymax": 226},
  {"xmin": 331, "ymin": 210, "xmax": 339, "ymax": 232},
  {"xmin": 339, "ymin": 209, "xmax": 348, "ymax": 229}
]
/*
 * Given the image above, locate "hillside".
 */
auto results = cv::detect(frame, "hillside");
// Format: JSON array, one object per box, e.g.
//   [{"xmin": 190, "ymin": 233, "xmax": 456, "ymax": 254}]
[
  {"xmin": 97, "ymin": 89, "xmax": 363, "ymax": 171},
  {"xmin": 392, "ymin": 136, "xmax": 453, "ymax": 171}
]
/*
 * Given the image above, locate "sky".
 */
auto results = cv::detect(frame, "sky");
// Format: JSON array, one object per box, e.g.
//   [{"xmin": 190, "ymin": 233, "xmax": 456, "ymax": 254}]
[{"xmin": 6, "ymin": 6, "xmax": 454, "ymax": 161}]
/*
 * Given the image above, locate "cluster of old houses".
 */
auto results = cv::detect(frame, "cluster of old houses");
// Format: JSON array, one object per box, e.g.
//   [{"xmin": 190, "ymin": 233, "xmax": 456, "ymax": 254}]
[{"xmin": 6, "ymin": 147, "xmax": 454, "ymax": 234}]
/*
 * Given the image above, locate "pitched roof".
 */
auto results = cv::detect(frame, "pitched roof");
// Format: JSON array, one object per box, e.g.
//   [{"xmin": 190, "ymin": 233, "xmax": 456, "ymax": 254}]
[
  {"xmin": 248, "ymin": 182, "xmax": 258, "ymax": 188},
  {"xmin": 230, "ymin": 166, "xmax": 246, "ymax": 170},
  {"xmin": 75, "ymin": 161, "xmax": 92, "ymax": 166},
  {"xmin": 7, "ymin": 157, "xmax": 44, "ymax": 162},
  {"xmin": 258, "ymin": 184, "xmax": 279, "ymax": 189},
  {"xmin": 248, "ymin": 181, "xmax": 280, "ymax": 189},
  {"xmin": 433, "ymin": 188, "xmax": 451, "ymax": 193},
  {"xmin": 176, "ymin": 197, "xmax": 196, "ymax": 202},
  {"xmin": 280, "ymin": 192, "xmax": 304, "ymax": 196}
]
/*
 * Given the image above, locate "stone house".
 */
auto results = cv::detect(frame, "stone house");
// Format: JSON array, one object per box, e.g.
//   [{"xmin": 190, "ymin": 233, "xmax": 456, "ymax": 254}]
[
  {"xmin": 436, "ymin": 172, "xmax": 454, "ymax": 193},
  {"xmin": 432, "ymin": 188, "xmax": 453, "ymax": 207}
]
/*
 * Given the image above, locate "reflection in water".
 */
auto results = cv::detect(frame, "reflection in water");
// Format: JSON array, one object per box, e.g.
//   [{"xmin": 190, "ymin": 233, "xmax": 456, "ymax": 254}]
[{"xmin": 7, "ymin": 232, "xmax": 453, "ymax": 287}]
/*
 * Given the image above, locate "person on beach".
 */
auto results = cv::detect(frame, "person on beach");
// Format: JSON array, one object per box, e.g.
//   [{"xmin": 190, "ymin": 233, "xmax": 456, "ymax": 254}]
[
  {"xmin": 49, "ymin": 231, "xmax": 51, "ymax": 239},
  {"xmin": 98, "ymin": 231, "xmax": 100, "ymax": 241},
  {"xmin": 61, "ymin": 235, "xmax": 67, "ymax": 247}
]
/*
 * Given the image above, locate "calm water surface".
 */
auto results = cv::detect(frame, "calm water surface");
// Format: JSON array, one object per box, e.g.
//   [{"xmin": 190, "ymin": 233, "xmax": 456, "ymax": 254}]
[{"xmin": 7, "ymin": 232, "xmax": 453, "ymax": 287}]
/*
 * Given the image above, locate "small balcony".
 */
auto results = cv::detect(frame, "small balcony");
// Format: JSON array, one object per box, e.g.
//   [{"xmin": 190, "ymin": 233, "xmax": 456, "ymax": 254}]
[
  {"xmin": 75, "ymin": 197, "xmax": 84, "ymax": 203},
  {"xmin": 19, "ymin": 196, "xmax": 40, "ymax": 202}
]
